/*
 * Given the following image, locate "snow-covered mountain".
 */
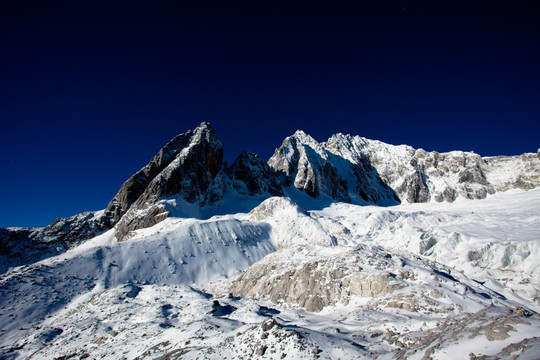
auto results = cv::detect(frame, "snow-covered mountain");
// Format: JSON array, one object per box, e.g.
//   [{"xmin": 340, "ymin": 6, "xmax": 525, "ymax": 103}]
[
  {"xmin": 1, "ymin": 123, "xmax": 539, "ymax": 359},
  {"xmin": 270, "ymin": 130, "xmax": 540, "ymax": 204}
]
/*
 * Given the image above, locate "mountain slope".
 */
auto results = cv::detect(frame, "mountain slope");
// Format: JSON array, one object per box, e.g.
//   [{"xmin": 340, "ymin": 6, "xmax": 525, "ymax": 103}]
[
  {"xmin": 1, "ymin": 122, "xmax": 540, "ymax": 359},
  {"xmin": 269, "ymin": 131, "xmax": 540, "ymax": 204},
  {"xmin": 2, "ymin": 189, "xmax": 540, "ymax": 359}
]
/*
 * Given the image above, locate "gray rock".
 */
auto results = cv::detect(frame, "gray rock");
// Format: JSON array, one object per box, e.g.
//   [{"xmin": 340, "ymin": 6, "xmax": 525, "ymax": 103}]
[
  {"xmin": 0, "ymin": 211, "xmax": 110, "ymax": 274},
  {"xmin": 268, "ymin": 131, "xmax": 398, "ymax": 204},
  {"xmin": 230, "ymin": 247, "xmax": 402, "ymax": 312},
  {"xmin": 110, "ymin": 126, "xmax": 540, "ymax": 240},
  {"xmin": 105, "ymin": 130, "xmax": 194, "ymax": 224},
  {"xmin": 272, "ymin": 131, "xmax": 540, "ymax": 204},
  {"xmin": 227, "ymin": 151, "xmax": 283, "ymax": 196},
  {"xmin": 113, "ymin": 122, "xmax": 224, "ymax": 240},
  {"xmin": 9, "ymin": 124, "xmax": 538, "ymax": 253}
]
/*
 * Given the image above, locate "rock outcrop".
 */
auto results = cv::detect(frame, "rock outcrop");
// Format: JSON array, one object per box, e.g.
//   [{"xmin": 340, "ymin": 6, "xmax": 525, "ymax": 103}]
[
  {"xmin": 268, "ymin": 131, "xmax": 399, "ymax": 204},
  {"xmin": 230, "ymin": 246, "xmax": 404, "ymax": 312},
  {"xmin": 270, "ymin": 131, "xmax": 540, "ymax": 203},
  {"xmin": 0, "ymin": 211, "xmax": 110, "ymax": 274},
  {"xmin": 227, "ymin": 151, "xmax": 283, "ymax": 197},
  {"xmin": 483, "ymin": 153, "xmax": 540, "ymax": 192},
  {"xmin": 109, "ymin": 122, "xmax": 224, "ymax": 240},
  {"xmin": 104, "ymin": 131, "xmax": 194, "ymax": 224}
]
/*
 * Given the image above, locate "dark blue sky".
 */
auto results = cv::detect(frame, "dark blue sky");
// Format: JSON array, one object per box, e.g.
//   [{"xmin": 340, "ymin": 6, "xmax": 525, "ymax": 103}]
[{"xmin": 1, "ymin": 0, "xmax": 539, "ymax": 227}]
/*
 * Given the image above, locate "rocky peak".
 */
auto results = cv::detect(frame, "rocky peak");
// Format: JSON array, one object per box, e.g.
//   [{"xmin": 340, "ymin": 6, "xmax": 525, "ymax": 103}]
[
  {"xmin": 105, "ymin": 131, "xmax": 193, "ymax": 224},
  {"xmin": 268, "ymin": 131, "xmax": 398, "ymax": 203},
  {"xmin": 322, "ymin": 134, "xmax": 540, "ymax": 203},
  {"xmin": 0, "ymin": 211, "xmax": 110, "ymax": 274},
  {"xmin": 291, "ymin": 129, "xmax": 319, "ymax": 146},
  {"xmin": 5, "ymin": 122, "xmax": 539, "ymax": 262},
  {"xmin": 268, "ymin": 132, "xmax": 335, "ymax": 197},
  {"xmin": 227, "ymin": 151, "xmax": 283, "ymax": 196},
  {"xmin": 111, "ymin": 122, "xmax": 224, "ymax": 240}
]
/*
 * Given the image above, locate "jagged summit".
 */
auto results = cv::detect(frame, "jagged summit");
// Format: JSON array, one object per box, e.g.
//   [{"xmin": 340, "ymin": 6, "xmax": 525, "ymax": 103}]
[
  {"xmin": 269, "ymin": 131, "xmax": 399, "ymax": 203},
  {"xmin": 2, "ymin": 122, "xmax": 539, "ymax": 246},
  {"xmin": 270, "ymin": 129, "xmax": 540, "ymax": 204},
  {"xmin": 105, "ymin": 122, "xmax": 224, "ymax": 240},
  {"xmin": 108, "ymin": 123, "xmax": 279, "ymax": 240},
  {"xmin": 106, "ymin": 122, "xmax": 221, "ymax": 222},
  {"xmin": 290, "ymin": 129, "xmax": 318, "ymax": 145}
]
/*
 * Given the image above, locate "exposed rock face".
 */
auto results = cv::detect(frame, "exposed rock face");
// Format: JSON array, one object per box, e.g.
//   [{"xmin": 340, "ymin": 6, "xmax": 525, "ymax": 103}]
[
  {"xmin": 483, "ymin": 153, "xmax": 540, "ymax": 192},
  {"xmin": 105, "ymin": 132, "xmax": 194, "ymax": 224},
  {"xmin": 6, "ymin": 123, "xmax": 538, "ymax": 249},
  {"xmin": 230, "ymin": 246, "xmax": 403, "ymax": 312},
  {"xmin": 0, "ymin": 211, "xmax": 110, "ymax": 274},
  {"xmin": 227, "ymin": 151, "xmax": 283, "ymax": 196},
  {"xmin": 268, "ymin": 132, "xmax": 344, "ymax": 199},
  {"xmin": 36, "ymin": 211, "xmax": 112, "ymax": 244},
  {"xmin": 103, "ymin": 123, "xmax": 286, "ymax": 241},
  {"xmin": 326, "ymin": 134, "xmax": 540, "ymax": 202},
  {"xmin": 111, "ymin": 122, "xmax": 224, "ymax": 240},
  {"xmin": 268, "ymin": 131, "xmax": 399, "ymax": 204},
  {"xmin": 270, "ymin": 131, "xmax": 540, "ymax": 203}
]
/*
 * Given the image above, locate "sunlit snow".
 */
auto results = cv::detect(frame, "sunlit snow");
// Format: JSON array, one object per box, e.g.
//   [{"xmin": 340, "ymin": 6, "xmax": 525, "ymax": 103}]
[{"xmin": 1, "ymin": 189, "xmax": 539, "ymax": 359}]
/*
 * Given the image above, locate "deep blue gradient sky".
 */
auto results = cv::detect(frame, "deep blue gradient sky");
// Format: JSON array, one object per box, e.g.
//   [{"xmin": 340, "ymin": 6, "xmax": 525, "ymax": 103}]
[{"xmin": 1, "ymin": 1, "xmax": 539, "ymax": 227}]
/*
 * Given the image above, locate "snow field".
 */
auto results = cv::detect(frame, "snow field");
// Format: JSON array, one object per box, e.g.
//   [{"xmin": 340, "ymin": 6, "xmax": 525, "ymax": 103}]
[{"xmin": 1, "ymin": 188, "xmax": 539, "ymax": 359}]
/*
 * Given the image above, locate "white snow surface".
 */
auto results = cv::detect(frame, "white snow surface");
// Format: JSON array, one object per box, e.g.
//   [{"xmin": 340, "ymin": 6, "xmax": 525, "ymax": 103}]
[{"xmin": 1, "ymin": 188, "xmax": 539, "ymax": 359}]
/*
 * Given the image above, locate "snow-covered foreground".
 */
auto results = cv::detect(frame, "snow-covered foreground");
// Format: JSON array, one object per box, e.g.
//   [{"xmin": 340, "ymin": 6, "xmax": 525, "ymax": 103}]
[
  {"xmin": 1, "ymin": 189, "xmax": 539, "ymax": 359},
  {"xmin": 311, "ymin": 188, "xmax": 540, "ymax": 310}
]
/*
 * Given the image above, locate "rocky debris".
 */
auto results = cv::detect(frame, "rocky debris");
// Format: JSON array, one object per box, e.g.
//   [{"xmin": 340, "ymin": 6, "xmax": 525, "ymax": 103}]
[
  {"xmin": 36, "ymin": 211, "xmax": 111, "ymax": 244},
  {"xmin": 228, "ymin": 239, "xmax": 516, "ymax": 316},
  {"xmin": 221, "ymin": 320, "xmax": 318, "ymax": 360},
  {"xmin": 390, "ymin": 306, "xmax": 535, "ymax": 360},
  {"xmin": 469, "ymin": 336, "xmax": 540, "ymax": 359},
  {"xmin": 261, "ymin": 318, "xmax": 277, "ymax": 332},
  {"xmin": 145, "ymin": 313, "xmax": 319, "ymax": 360},
  {"xmin": 0, "ymin": 228, "xmax": 41, "ymax": 274},
  {"xmin": 210, "ymin": 300, "xmax": 237, "ymax": 317}
]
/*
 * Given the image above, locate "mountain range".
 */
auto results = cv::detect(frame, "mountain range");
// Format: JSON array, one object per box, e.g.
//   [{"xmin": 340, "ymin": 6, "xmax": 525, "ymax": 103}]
[{"xmin": 1, "ymin": 122, "xmax": 539, "ymax": 359}]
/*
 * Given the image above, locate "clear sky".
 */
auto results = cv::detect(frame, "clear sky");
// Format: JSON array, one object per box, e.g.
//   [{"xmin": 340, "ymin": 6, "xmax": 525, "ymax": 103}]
[{"xmin": 1, "ymin": 0, "xmax": 539, "ymax": 227}]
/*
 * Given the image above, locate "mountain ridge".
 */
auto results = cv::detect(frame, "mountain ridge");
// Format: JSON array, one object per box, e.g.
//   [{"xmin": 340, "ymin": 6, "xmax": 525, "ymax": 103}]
[{"xmin": 2, "ymin": 122, "xmax": 539, "ymax": 249}]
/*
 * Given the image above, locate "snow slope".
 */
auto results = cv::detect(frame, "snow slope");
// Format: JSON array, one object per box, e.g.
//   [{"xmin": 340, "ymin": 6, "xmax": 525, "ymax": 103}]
[
  {"xmin": 0, "ymin": 216, "xmax": 276, "ymax": 356},
  {"xmin": 310, "ymin": 188, "xmax": 540, "ymax": 309},
  {"xmin": 1, "ymin": 188, "xmax": 539, "ymax": 359}
]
